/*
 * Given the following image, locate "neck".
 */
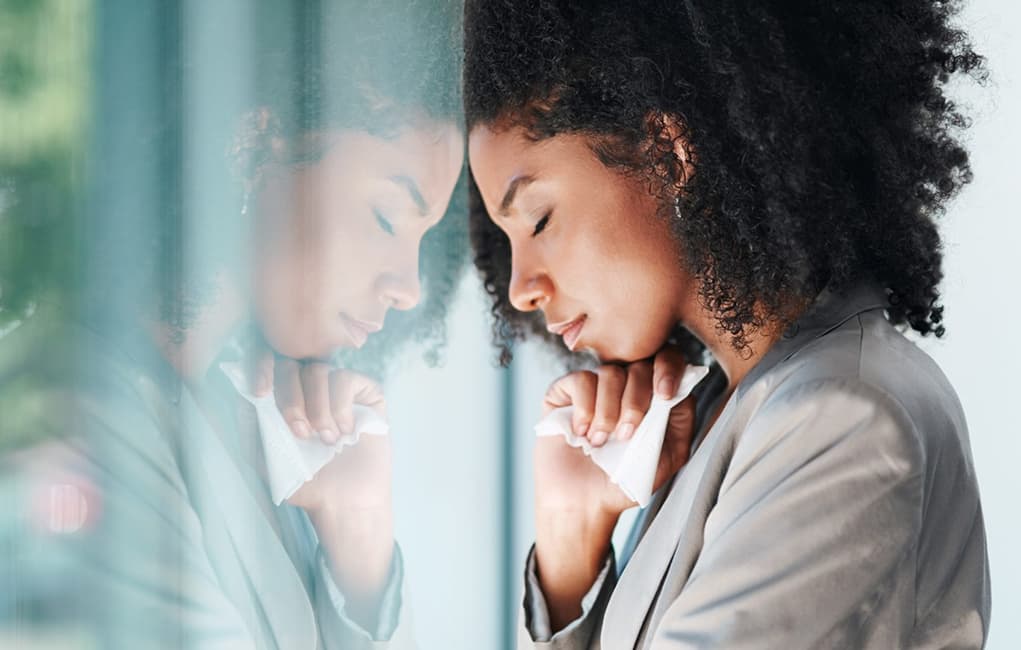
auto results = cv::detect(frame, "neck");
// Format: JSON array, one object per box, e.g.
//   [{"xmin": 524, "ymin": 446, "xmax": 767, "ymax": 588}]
[
  {"xmin": 147, "ymin": 272, "xmax": 248, "ymax": 382},
  {"xmin": 700, "ymin": 324, "xmax": 780, "ymax": 393},
  {"xmin": 676, "ymin": 290, "xmax": 786, "ymax": 393}
]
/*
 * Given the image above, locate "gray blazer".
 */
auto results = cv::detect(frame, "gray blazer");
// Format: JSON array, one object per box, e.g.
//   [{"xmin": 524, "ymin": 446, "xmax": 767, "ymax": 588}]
[
  {"xmin": 0, "ymin": 316, "xmax": 414, "ymax": 649},
  {"xmin": 520, "ymin": 283, "xmax": 991, "ymax": 649}
]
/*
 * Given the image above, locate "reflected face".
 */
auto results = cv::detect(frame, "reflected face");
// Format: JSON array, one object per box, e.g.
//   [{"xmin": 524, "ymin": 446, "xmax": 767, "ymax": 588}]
[
  {"xmin": 251, "ymin": 121, "xmax": 463, "ymax": 360},
  {"xmin": 469, "ymin": 124, "xmax": 692, "ymax": 363}
]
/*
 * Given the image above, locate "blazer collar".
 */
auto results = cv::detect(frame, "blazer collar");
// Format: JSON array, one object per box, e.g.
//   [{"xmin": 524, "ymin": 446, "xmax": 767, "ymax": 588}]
[
  {"xmin": 174, "ymin": 375, "xmax": 318, "ymax": 649},
  {"xmin": 601, "ymin": 398, "xmax": 740, "ymax": 649},
  {"xmin": 67, "ymin": 321, "xmax": 318, "ymax": 648},
  {"xmin": 736, "ymin": 281, "xmax": 889, "ymax": 398},
  {"xmin": 602, "ymin": 281, "xmax": 889, "ymax": 648}
]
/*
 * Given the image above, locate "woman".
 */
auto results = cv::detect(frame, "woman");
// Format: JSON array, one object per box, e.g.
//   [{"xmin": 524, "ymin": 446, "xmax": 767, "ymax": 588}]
[
  {"xmin": 0, "ymin": 1, "xmax": 464, "ymax": 647},
  {"xmin": 464, "ymin": 1, "xmax": 990, "ymax": 647}
]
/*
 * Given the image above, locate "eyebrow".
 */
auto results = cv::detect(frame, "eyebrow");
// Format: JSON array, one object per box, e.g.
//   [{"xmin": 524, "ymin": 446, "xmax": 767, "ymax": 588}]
[
  {"xmin": 389, "ymin": 175, "xmax": 429, "ymax": 217},
  {"xmin": 498, "ymin": 174, "xmax": 535, "ymax": 217}
]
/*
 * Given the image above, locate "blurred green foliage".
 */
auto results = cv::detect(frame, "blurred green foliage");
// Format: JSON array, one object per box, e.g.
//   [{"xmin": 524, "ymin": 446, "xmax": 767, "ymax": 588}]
[{"xmin": 0, "ymin": 0, "xmax": 91, "ymax": 331}]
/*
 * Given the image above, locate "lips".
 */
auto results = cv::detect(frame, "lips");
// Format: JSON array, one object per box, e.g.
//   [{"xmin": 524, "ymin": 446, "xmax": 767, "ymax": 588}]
[
  {"xmin": 339, "ymin": 314, "xmax": 383, "ymax": 348},
  {"xmin": 547, "ymin": 315, "xmax": 587, "ymax": 351}
]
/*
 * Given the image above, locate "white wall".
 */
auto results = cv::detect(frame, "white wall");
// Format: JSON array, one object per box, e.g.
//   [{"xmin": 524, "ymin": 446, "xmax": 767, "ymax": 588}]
[
  {"xmin": 385, "ymin": 276, "xmax": 505, "ymax": 649},
  {"xmin": 921, "ymin": 2, "xmax": 1021, "ymax": 646}
]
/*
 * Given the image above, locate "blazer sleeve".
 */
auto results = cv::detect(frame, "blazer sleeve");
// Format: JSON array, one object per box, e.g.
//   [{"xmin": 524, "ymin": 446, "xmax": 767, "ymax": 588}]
[
  {"xmin": 649, "ymin": 378, "xmax": 930, "ymax": 648},
  {"xmin": 314, "ymin": 542, "xmax": 419, "ymax": 649},
  {"xmin": 53, "ymin": 401, "xmax": 264, "ymax": 649},
  {"xmin": 517, "ymin": 544, "xmax": 617, "ymax": 649}
]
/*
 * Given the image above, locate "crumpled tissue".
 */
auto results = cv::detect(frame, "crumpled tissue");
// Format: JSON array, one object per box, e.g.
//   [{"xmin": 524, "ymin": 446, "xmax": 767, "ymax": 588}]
[
  {"xmin": 219, "ymin": 362, "xmax": 389, "ymax": 505},
  {"xmin": 534, "ymin": 365, "xmax": 709, "ymax": 507}
]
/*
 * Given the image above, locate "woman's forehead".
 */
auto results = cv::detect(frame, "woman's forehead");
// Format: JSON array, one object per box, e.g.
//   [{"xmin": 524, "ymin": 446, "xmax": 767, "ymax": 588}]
[
  {"xmin": 268, "ymin": 125, "xmax": 461, "ymax": 204},
  {"xmin": 470, "ymin": 126, "xmax": 609, "ymax": 195}
]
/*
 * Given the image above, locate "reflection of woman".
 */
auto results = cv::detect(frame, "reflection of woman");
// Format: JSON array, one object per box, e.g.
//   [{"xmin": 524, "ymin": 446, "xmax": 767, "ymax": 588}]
[
  {"xmin": 465, "ymin": 1, "xmax": 990, "ymax": 647},
  {"xmin": 1, "ymin": 2, "xmax": 463, "ymax": 648}
]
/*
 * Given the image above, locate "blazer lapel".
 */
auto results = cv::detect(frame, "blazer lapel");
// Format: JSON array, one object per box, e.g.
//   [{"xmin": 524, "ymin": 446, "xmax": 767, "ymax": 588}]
[
  {"xmin": 175, "ymin": 388, "xmax": 318, "ymax": 650},
  {"xmin": 599, "ymin": 282, "xmax": 890, "ymax": 647},
  {"xmin": 601, "ymin": 394, "xmax": 741, "ymax": 648}
]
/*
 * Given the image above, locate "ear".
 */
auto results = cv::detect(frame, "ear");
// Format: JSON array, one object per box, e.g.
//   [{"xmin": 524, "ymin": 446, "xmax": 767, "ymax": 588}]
[
  {"xmin": 228, "ymin": 106, "xmax": 286, "ymax": 194},
  {"xmin": 645, "ymin": 111, "xmax": 696, "ymax": 190}
]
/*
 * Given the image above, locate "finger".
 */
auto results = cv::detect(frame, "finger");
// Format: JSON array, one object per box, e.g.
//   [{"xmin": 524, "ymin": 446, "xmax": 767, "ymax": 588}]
[
  {"xmin": 543, "ymin": 371, "xmax": 597, "ymax": 437},
  {"xmin": 615, "ymin": 360, "xmax": 654, "ymax": 440},
  {"xmin": 589, "ymin": 365, "xmax": 627, "ymax": 446},
  {"xmin": 349, "ymin": 373, "xmax": 386, "ymax": 418},
  {"xmin": 653, "ymin": 397, "xmax": 697, "ymax": 491},
  {"xmin": 245, "ymin": 342, "xmax": 275, "ymax": 397},
  {"xmin": 300, "ymin": 362, "xmax": 339, "ymax": 442},
  {"xmin": 274, "ymin": 358, "xmax": 311, "ymax": 439},
  {"xmin": 663, "ymin": 396, "xmax": 697, "ymax": 465},
  {"xmin": 653, "ymin": 345, "xmax": 688, "ymax": 399},
  {"xmin": 329, "ymin": 370, "xmax": 387, "ymax": 438}
]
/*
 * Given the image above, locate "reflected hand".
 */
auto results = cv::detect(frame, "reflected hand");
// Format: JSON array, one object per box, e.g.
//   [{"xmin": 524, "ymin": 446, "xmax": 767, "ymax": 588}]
[
  {"xmin": 272, "ymin": 359, "xmax": 391, "ymax": 514},
  {"xmin": 246, "ymin": 347, "xmax": 393, "ymax": 628}
]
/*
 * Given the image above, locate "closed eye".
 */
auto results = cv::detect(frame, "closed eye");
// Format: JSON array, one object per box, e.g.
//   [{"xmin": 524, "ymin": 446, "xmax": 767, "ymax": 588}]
[
  {"xmin": 374, "ymin": 208, "xmax": 395, "ymax": 236},
  {"xmin": 532, "ymin": 213, "xmax": 551, "ymax": 237}
]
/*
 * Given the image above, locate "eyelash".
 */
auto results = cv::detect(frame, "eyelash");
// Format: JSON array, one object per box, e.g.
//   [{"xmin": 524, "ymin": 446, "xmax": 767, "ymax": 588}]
[
  {"xmin": 374, "ymin": 208, "xmax": 395, "ymax": 236},
  {"xmin": 532, "ymin": 213, "xmax": 551, "ymax": 237}
]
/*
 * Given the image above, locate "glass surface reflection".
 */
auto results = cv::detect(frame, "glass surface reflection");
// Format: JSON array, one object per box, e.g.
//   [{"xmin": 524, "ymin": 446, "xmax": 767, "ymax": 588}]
[{"xmin": 1, "ymin": 1, "xmax": 470, "ymax": 647}]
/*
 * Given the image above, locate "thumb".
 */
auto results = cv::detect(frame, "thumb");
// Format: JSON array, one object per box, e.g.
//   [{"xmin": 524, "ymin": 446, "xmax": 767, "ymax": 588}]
[
  {"xmin": 542, "ymin": 371, "xmax": 597, "ymax": 438},
  {"xmin": 329, "ymin": 370, "xmax": 387, "ymax": 435},
  {"xmin": 654, "ymin": 396, "xmax": 696, "ymax": 490},
  {"xmin": 244, "ymin": 336, "xmax": 276, "ymax": 397}
]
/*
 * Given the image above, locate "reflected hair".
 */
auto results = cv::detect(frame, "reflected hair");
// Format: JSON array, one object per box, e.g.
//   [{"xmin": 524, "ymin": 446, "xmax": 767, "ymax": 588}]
[{"xmin": 226, "ymin": 0, "xmax": 468, "ymax": 373}]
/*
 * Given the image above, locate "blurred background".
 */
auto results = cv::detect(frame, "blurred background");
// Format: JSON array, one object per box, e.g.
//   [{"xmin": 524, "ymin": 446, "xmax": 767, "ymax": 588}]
[{"xmin": 1, "ymin": 1, "xmax": 1018, "ymax": 648}]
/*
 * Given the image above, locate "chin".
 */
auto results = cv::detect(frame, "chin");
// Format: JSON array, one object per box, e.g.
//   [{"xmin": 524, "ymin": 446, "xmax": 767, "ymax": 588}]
[
  {"xmin": 263, "ymin": 329, "xmax": 341, "ymax": 362},
  {"xmin": 587, "ymin": 345, "xmax": 643, "ymax": 365},
  {"xmin": 603, "ymin": 352, "xmax": 649, "ymax": 365},
  {"xmin": 309, "ymin": 337, "xmax": 351, "ymax": 361},
  {"xmin": 598, "ymin": 336, "xmax": 669, "ymax": 364}
]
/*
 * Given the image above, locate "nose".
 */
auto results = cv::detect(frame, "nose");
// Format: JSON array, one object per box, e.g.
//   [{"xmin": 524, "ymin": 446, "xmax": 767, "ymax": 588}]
[
  {"xmin": 378, "ymin": 272, "xmax": 421, "ymax": 311},
  {"xmin": 508, "ymin": 253, "xmax": 553, "ymax": 312}
]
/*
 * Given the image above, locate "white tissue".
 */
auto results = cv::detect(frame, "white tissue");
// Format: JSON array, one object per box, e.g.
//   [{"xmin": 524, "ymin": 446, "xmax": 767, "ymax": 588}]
[
  {"xmin": 219, "ymin": 362, "xmax": 390, "ymax": 505},
  {"xmin": 534, "ymin": 365, "xmax": 709, "ymax": 508}
]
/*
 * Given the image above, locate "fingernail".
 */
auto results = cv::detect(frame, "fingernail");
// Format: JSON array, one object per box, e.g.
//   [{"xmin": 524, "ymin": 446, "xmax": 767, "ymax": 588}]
[
  {"xmin": 591, "ymin": 430, "xmax": 608, "ymax": 446},
  {"xmin": 319, "ymin": 429, "xmax": 338, "ymax": 444},
  {"xmin": 575, "ymin": 421, "xmax": 590, "ymax": 437},
  {"xmin": 617, "ymin": 422, "xmax": 635, "ymax": 440},
  {"xmin": 293, "ymin": 420, "xmax": 311, "ymax": 439},
  {"xmin": 657, "ymin": 376, "xmax": 675, "ymax": 399}
]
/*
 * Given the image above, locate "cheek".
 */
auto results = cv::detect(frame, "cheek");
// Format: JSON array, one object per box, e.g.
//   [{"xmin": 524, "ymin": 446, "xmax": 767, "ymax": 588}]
[
  {"xmin": 250, "ymin": 256, "xmax": 311, "ymax": 357},
  {"xmin": 597, "ymin": 227, "xmax": 687, "ymax": 360},
  {"xmin": 248, "ymin": 226, "xmax": 345, "ymax": 358},
  {"xmin": 592, "ymin": 295, "xmax": 678, "ymax": 363}
]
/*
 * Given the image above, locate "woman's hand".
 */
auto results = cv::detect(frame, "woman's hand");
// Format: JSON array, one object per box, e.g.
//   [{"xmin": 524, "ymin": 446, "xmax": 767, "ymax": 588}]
[
  {"xmin": 247, "ymin": 346, "xmax": 392, "ymax": 512},
  {"xmin": 533, "ymin": 345, "xmax": 695, "ymax": 632},
  {"xmin": 247, "ymin": 348, "xmax": 393, "ymax": 630},
  {"xmin": 273, "ymin": 359, "xmax": 392, "ymax": 514},
  {"xmin": 536, "ymin": 345, "xmax": 695, "ymax": 518}
]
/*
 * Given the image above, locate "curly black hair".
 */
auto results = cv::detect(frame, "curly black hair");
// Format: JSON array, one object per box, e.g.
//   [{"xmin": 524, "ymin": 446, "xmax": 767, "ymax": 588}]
[{"xmin": 464, "ymin": 0, "xmax": 986, "ymax": 365}]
